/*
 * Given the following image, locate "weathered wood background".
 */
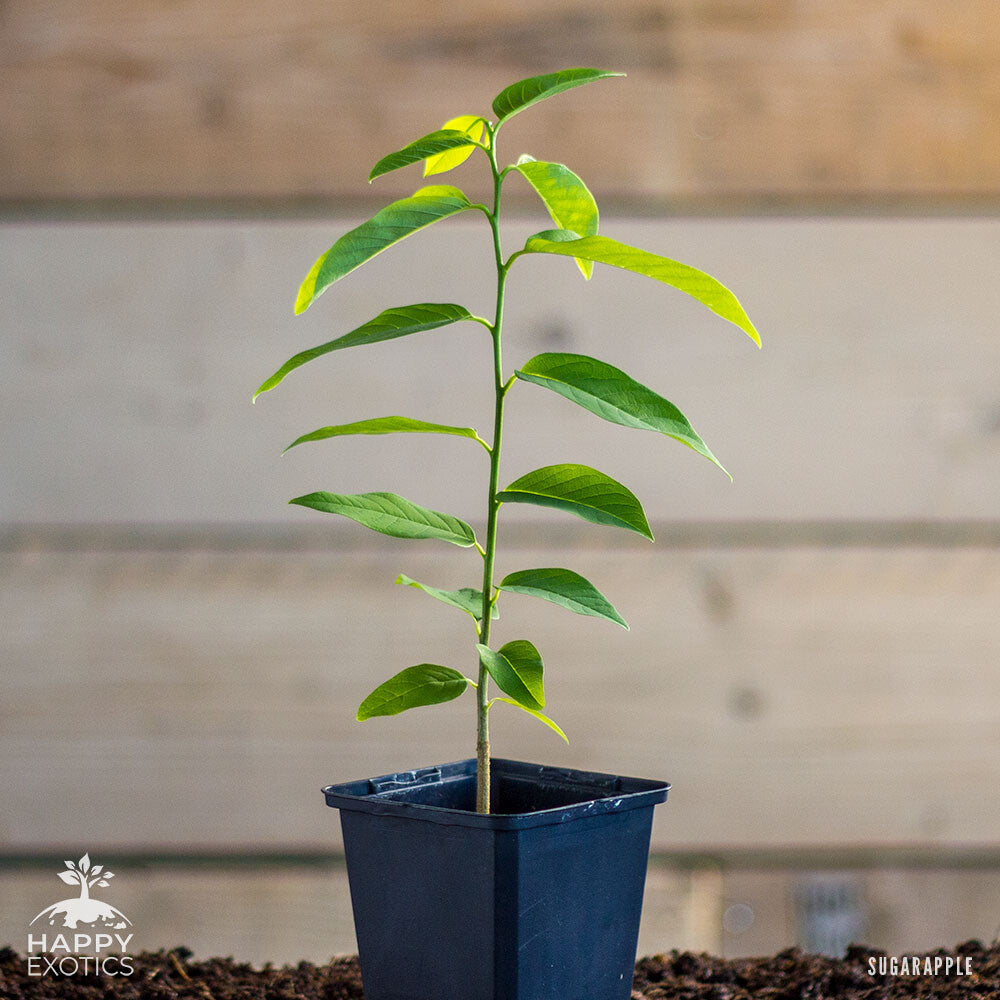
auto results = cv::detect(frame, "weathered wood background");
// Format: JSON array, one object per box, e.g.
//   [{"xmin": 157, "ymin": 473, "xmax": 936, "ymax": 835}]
[
  {"xmin": 3, "ymin": 0, "xmax": 1000, "ymax": 205},
  {"xmin": 3, "ymin": 1, "xmax": 1000, "ymax": 958},
  {"xmin": 5, "ymin": 539, "xmax": 1000, "ymax": 852},
  {"xmin": 2, "ymin": 217, "xmax": 999, "ymax": 858},
  {"xmin": 4, "ymin": 859, "xmax": 996, "ymax": 961}
]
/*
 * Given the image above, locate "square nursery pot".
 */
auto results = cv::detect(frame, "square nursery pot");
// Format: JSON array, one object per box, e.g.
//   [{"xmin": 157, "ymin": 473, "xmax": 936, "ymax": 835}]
[{"xmin": 323, "ymin": 757, "xmax": 670, "ymax": 1000}]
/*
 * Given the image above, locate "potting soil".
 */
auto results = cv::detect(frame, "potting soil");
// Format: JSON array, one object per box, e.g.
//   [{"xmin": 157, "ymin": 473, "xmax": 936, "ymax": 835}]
[{"xmin": 1, "ymin": 940, "xmax": 997, "ymax": 999}]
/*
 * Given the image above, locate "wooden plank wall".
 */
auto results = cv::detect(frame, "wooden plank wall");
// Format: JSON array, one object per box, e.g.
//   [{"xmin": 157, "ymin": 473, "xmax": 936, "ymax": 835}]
[
  {"xmin": 2, "ymin": 218, "xmax": 999, "ymax": 855},
  {"xmin": 0, "ymin": 863, "xmax": 702, "ymax": 961},
  {"xmin": 3, "ymin": 1, "xmax": 1000, "ymax": 205},
  {"xmin": 4, "ymin": 217, "xmax": 1000, "ymax": 526},
  {"xmin": 5, "ymin": 861, "xmax": 997, "ymax": 961},
  {"xmin": 2, "ymin": 0, "xmax": 999, "ymax": 856},
  {"xmin": 3, "ymin": 2, "xmax": 1000, "ymax": 957},
  {"xmin": 4, "ymin": 540, "xmax": 1000, "ymax": 852}
]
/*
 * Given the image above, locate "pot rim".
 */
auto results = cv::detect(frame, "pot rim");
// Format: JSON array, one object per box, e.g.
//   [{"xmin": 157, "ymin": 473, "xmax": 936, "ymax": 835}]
[{"xmin": 323, "ymin": 756, "xmax": 670, "ymax": 830}]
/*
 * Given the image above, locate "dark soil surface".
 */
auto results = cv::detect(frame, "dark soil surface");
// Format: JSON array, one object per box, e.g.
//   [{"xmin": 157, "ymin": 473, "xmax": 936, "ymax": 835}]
[{"xmin": 1, "ymin": 941, "xmax": 997, "ymax": 999}]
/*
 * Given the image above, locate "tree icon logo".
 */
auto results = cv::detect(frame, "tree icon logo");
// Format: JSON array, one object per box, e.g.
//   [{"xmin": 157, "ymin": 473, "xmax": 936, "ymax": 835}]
[{"xmin": 29, "ymin": 854, "xmax": 131, "ymax": 931}]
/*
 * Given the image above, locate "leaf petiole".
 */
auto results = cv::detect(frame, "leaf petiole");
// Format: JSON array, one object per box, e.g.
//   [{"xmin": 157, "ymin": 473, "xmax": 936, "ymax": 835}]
[{"xmin": 503, "ymin": 248, "xmax": 527, "ymax": 270}]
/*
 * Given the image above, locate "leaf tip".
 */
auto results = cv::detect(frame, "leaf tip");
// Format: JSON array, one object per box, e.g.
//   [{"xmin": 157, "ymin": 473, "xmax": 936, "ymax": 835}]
[
  {"xmin": 294, "ymin": 278, "xmax": 317, "ymax": 316},
  {"xmin": 712, "ymin": 456, "xmax": 733, "ymax": 482}
]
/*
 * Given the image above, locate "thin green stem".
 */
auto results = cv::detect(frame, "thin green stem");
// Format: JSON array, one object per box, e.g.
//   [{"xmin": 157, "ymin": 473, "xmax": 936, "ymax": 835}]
[{"xmin": 476, "ymin": 125, "xmax": 508, "ymax": 814}]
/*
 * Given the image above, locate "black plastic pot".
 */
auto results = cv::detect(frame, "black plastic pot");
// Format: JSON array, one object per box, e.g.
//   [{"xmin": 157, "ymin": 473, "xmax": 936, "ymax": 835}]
[{"xmin": 323, "ymin": 757, "xmax": 669, "ymax": 1000}]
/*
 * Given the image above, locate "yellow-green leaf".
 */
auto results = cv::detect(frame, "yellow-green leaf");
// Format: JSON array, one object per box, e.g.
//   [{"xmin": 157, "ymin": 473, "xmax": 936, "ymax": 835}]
[
  {"xmin": 357, "ymin": 664, "xmax": 471, "ymax": 720},
  {"xmin": 296, "ymin": 186, "xmax": 474, "ymax": 314},
  {"xmin": 492, "ymin": 697, "xmax": 569, "ymax": 743},
  {"xmin": 522, "ymin": 233, "xmax": 761, "ymax": 345},
  {"xmin": 370, "ymin": 129, "xmax": 485, "ymax": 182},
  {"xmin": 289, "ymin": 491, "xmax": 477, "ymax": 547},
  {"xmin": 424, "ymin": 115, "xmax": 486, "ymax": 177},
  {"xmin": 498, "ymin": 567, "xmax": 628, "ymax": 629},
  {"xmin": 396, "ymin": 573, "xmax": 498, "ymax": 622},
  {"xmin": 511, "ymin": 156, "xmax": 598, "ymax": 278},
  {"xmin": 492, "ymin": 68, "xmax": 624, "ymax": 126},
  {"xmin": 284, "ymin": 416, "xmax": 488, "ymax": 454},
  {"xmin": 514, "ymin": 352, "xmax": 728, "ymax": 476},
  {"xmin": 497, "ymin": 464, "xmax": 652, "ymax": 540},
  {"xmin": 255, "ymin": 303, "xmax": 476, "ymax": 399},
  {"xmin": 476, "ymin": 640, "xmax": 545, "ymax": 710}
]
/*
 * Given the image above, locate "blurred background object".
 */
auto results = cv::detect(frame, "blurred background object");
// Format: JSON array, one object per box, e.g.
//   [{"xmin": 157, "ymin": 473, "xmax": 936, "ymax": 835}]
[{"xmin": 3, "ymin": 0, "xmax": 1000, "ymax": 961}]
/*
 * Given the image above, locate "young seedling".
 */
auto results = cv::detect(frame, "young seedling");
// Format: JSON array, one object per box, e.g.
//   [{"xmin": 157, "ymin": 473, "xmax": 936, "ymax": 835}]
[{"xmin": 256, "ymin": 68, "xmax": 760, "ymax": 814}]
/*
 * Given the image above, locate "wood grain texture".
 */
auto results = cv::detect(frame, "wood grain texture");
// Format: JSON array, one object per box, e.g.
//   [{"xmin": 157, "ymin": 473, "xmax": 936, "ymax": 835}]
[
  {"xmin": 0, "ymin": 863, "xmax": 699, "ymax": 962},
  {"xmin": 718, "ymin": 867, "xmax": 1000, "ymax": 957},
  {"xmin": 3, "ymin": 862, "xmax": 996, "ymax": 959},
  {"xmin": 2, "ymin": 543, "xmax": 999, "ymax": 851},
  {"xmin": 3, "ymin": 218, "xmax": 1000, "ymax": 525},
  {"xmin": 3, "ymin": 1, "xmax": 1000, "ymax": 202}
]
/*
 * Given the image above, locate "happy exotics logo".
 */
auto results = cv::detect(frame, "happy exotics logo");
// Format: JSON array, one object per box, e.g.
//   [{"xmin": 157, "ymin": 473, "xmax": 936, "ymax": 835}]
[{"xmin": 26, "ymin": 853, "xmax": 135, "ymax": 976}]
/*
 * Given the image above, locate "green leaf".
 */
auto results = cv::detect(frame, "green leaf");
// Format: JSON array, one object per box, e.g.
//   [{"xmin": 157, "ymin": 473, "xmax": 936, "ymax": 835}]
[
  {"xmin": 476, "ymin": 640, "xmax": 545, "ymax": 710},
  {"xmin": 529, "ymin": 228, "xmax": 582, "ymax": 244},
  {"xmin": 396, "ymin": 573, "xmax": 498, "ymax": 621},
  {"xmin": 296, "ymin": 186, "xmax": 474, "ymax": 314},
  {"xmin": 424, "ymin": 115, "xmax": 486, "ymax": 176},
  {"xmin": 492, "ymin": 697, "xmax": 569, "ymax": 743},
  {"xmin": 511, "ymin": 156, "xmax": 598, "ymax": 278},
  {"xmin": 255, "ymin": 304, "xmax": 475, "ymax": 399},
  {"xmin": 514, "ymin": 353, "xmax": 728, "ymax": 477},
  {"xmin": 370, "ymin": 128, "xmax": 483, "ymax": 182},
  {"xmin": 498, "ymin": 567, "xmax": 628, "ymax": 629},
  {"xmin": 522, "ymin": 233, "xmax": 761, "ymax": 345},
  {"xmin": 284, "ymin": 416, "xmax": 488, "ymax": 454},
  {"xmin": 290, "ymin": 491, "xmax": 477, "ymax": 547},
  {"xmin": 492, "ymin": 68, "xmax": 624, "ymax": 126},
  {"xmin": 357, "ymin": 664, "xmax": 471, "ymax": 720},
  {"xmin": 497, "ymin": 464, "xmax": 652, "ymax": 540}
]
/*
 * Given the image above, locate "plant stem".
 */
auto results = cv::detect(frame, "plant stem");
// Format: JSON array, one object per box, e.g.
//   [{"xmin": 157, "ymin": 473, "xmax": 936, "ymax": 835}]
[{"xmin": 476, "ymin": 127, "xmax": 508, "ymax": 814}]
